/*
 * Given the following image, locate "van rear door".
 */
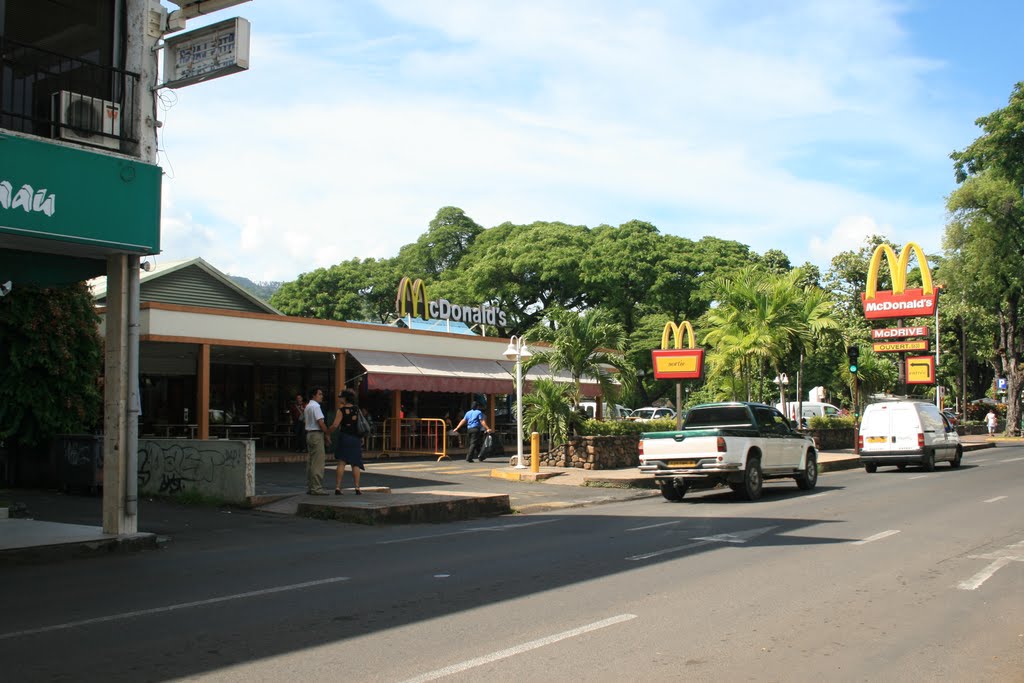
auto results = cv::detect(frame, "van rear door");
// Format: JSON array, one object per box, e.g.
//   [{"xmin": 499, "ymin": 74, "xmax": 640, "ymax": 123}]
[
  {"xmin": 860, "ymin": 406, "xmax": 891, "ymax": 453},
  {"xmin": 890, "ymin": 404, "xmax": 922, "ymax": 452}
]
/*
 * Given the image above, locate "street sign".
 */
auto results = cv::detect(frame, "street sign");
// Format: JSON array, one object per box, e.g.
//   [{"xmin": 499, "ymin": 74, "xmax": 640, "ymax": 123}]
[
  {"xmin": 906, "ymin": 356, "xmax": 935, "ymax": 385},
  {"xmin": 997, "ymin": 377, "xmax": 1008, "ymax": 391},
  {"xmin": 871, "ymin": 326, "xmax": 929, "ymax": 340}
]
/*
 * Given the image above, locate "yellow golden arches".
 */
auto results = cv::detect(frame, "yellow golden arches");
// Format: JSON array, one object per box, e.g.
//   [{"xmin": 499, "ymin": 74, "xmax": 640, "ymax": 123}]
[
  {"xmin": 661, "ymin": 321, "xmax": 696, "ymax": 350},
  {"xmin": 864, "ymin": 242, "xmax": 934, "ymax": 299},
  {"xmin": 396, "ymin": 276, "xmax": 430, "ymax": 319}
]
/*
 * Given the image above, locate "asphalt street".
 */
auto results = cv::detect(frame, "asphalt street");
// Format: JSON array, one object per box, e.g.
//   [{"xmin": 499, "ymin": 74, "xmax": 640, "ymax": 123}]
[{"xmin": 1, "ymin": 446, "xmax": 1022, "ymax": 682}]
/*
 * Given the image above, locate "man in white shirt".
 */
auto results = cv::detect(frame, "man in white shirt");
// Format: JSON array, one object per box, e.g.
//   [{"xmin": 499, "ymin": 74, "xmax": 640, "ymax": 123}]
[{"xmin": 304, "ymin": 387, "xmax": 331, "ymax": 495}]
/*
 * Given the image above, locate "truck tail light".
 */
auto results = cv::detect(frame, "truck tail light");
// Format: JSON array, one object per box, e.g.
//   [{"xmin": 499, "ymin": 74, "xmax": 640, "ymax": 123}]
[
  {"xmin": 857, "ymin": 435, "xmax": 863, "ymax": 450},
  {"xmin": 917, "ymin": 433, "xmax": 925, "ymax": 448},
  {"xmin": 717, "ymin": 436, "xmax": 727, "ymax": 452},
  {"xmin": 638, "ymin": 441, "xmax": 644, "ymax": 456}
]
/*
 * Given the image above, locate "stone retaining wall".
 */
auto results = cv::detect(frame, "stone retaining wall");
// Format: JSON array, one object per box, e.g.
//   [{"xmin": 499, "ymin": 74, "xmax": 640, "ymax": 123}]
[
  {"xmin": 803, "ymin": 428, "xmax": 854, "ymax": 450},
  {"xmin": 542, "ymin": 435, "xmax": 639, "ymax": 470}
]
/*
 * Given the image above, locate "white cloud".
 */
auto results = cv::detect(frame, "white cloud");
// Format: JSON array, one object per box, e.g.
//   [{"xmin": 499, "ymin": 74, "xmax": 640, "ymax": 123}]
[{"xmin": 153, "ymin": 0, "xmax": 965, "ymax": 281}]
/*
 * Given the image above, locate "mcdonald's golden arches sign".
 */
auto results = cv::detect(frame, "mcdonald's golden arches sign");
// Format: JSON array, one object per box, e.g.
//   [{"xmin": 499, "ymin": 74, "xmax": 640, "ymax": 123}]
[
  {"xmin": 652, "ymin": 321, "xmax": 704, "ymax": 380},
  {"xmin": 861, "ymin": 242, "xmax": 936, "ymax": 320}
]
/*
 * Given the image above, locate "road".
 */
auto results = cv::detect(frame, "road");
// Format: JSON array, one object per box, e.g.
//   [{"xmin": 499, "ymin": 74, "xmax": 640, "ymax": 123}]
[{"xmin": 2, "ymin": 446, "xmax": 1022, "ymax": 682}]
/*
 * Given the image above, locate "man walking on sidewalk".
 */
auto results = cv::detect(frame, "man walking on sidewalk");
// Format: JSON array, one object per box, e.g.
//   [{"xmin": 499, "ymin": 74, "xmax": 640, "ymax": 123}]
[{"xmin": 304, "ymin": 388, "xmax": 331, "ymax": 495}]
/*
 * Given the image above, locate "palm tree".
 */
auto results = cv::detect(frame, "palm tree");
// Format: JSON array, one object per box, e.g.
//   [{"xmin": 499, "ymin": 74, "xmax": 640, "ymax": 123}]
[
  {"xmin": 789, "ymin": 278, "xmax": 841, "ymax": 417},
  {"xmin": 524, "ymin": 307, "xmax": 634, "ymax": 412},
  {"xmin": 521, "ymin": 378, "xmax": 576, "ymax": 449}
]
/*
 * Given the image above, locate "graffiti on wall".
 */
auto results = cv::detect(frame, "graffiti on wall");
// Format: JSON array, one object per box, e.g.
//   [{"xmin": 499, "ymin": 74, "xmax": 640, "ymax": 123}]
[{"xmin": 138, "ymin": 440, "xmax": 246, "ymax": 496}]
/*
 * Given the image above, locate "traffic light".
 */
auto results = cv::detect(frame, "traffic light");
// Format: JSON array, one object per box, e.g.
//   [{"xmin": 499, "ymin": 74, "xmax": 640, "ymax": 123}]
[{"xmin": 847, "ymin": 345, "xmax": 860, "ymax": 374}]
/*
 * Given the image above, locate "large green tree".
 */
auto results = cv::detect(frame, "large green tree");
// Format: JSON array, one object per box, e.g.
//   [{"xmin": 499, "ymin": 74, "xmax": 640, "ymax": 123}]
[{"xmin": 0, "ymin": 283, "xmax": 103, "ymax": 448}]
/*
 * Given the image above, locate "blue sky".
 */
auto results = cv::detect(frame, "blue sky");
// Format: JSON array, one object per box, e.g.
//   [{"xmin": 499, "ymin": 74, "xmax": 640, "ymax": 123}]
[{"xmin": 155, "ymin": 0, "xmax": 1024, "ymax": 282}]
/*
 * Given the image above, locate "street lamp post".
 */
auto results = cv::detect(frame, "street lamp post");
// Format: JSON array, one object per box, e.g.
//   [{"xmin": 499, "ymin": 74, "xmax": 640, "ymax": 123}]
[
  {"xmin": 503, "ymin": 336, "xmax": 532, "ymax": 469},
  {"xmin": 773, "ymin": 373, "xmax": 789, "ymax": 417}
]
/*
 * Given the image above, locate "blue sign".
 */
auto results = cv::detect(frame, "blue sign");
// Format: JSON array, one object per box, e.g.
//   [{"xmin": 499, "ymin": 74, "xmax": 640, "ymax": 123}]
[{"xmin": 997, "ymin": 378, "xmax": 1008, "ymax": 391}]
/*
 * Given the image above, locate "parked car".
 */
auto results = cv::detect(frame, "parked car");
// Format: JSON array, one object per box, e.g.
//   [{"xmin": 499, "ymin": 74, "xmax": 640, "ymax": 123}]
[
  {"xmin": 858, "ymin": 401, "xmax": 962, "ymax": 472},
  {"xmin": 628, "ymin": 406, "xmax": 676, "ymax": 422},
  {"xmin": 578, "ymin": 401, "xmax": 631, "ymax": 420},
  {"xmin": 941, "ymin": 409, "xmax": 960, "ymax": 426}
]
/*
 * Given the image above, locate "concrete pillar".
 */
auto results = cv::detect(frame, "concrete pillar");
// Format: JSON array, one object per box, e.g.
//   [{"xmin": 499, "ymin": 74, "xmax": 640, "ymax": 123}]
[
  {"xmin": 197, "ymin": 344, "xmax": 210, "ymax": 438},
  {"xmin": 334, "ymin": 351, "xmax": 347, "ymax": 409},
  {"xmin": 102, "ymin": 255, "xmax": 136, "ymax": 535}
]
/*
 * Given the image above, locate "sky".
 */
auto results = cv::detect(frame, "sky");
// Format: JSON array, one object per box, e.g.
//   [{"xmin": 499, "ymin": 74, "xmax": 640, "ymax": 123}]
[{"xmin": 154, "ymin": 0, "xmax": 1024, "ymax": 283}]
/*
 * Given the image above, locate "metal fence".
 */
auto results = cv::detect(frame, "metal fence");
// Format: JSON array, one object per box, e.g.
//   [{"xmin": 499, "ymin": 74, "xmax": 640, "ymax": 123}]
[{"xmin": 0, "ymin": 35, "xmax": 139, "ymax": 147}]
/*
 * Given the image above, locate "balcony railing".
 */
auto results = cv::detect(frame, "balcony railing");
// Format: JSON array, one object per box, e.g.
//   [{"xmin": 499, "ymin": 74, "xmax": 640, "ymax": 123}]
[{"xmin": 0, "ymin": 35, "xmax": 140, "ymax": 150}]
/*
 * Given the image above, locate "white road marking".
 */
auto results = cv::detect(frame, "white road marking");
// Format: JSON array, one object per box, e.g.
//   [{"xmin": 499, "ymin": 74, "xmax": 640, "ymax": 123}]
[
  {"xmin": 1004, "ymin": 457, "xmax": 1024, "ymax": 462},
  {"xmin": 626, "ymin": 521, "xmax": 680, "ymax": 532},
  {"xmin": 984, "ymin": 496, "xmax": 1008, "ymax": 503},
  {"xmin": 908, "ymin": 475, "xmax": 930, "ymax": 480},
  {"xmin": 853, "ymin": 530, "xmax": 901, "ymax": 545},
  {"xmin": 958, "ymin": 558, "xmax": 1012, "ymax": 590},
  {"xmin": 0, "ymin": 576, "xmax": 351, "ymax": 641},
  {"xmin": 627, "ymin": 526, "xmax": 777, "ymax": 560},
  {"xmin": 801, "ymin": 492, "xmax": 833, "ymax": 500},
  {"xmin": 958, "ymin": 539, "xmax": 1024, "ymax": 590},
  {"xmin": 971, "ymin": 459, "xmax": 989, "ymax": 463},
  {"xmin": 399, "ymin": 614, "xmax": 637, "ymax": 683},
  {"xmin": 376, "ymin": 519, "xmax": 557, "ymax": 545}
]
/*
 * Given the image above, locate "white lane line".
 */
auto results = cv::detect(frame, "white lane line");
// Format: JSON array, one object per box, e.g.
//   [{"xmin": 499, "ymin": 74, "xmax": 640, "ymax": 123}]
[
  {"xmin": 908, "ymin": 475, "xmax": 930, "ymax": 480},
  {"xmin": 971, "ymin": 459, "xmax": 990, "ymax": 464},
  {"xmin": 1005, "ymin": 457, "xmax": 1024, "ymax": 462},
  {"xmin": 853, "ymin": 530, "xmax": 900, "ymax": 546},
  {"xmin": 626, "ymin": 521, "xmax": 680, "ymax": 532},
  {"xmin": 376, "ymin": 519, "xmax": 557, "ymax": 545},
  {"xmin": 0, "ymin": 576, "xmax": 350, "ymax": 641},
  {"xmin": 399, "ymin": 614, "xmax": 637, "ymax": 683},
  {"xmin": 984, "ymin": 496, "xmax": 1008, "ymax": 503},
  {"xmin": 801, "ymin": 492, "xmax": 833, "ymax": 500},
  {"xmin": 626, "ymin": 540, "xmax": 713, "ymax": 561},
  {"xmin": 958, "ymin": 558, "xmax": 1012, "ymax": 590}
]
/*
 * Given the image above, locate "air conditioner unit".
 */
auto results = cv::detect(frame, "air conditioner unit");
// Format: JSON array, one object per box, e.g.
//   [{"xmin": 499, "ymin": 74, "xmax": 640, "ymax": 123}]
[{"xmin": 51, "ymin": 91, "xmax": 121, "ymax": 150}]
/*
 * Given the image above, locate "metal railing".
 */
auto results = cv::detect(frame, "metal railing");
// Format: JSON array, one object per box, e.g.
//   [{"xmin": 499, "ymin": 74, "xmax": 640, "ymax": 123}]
[
  {"xmin": 381, "ymin": 418, "xmax": 450, "ymax": 461},
  {"xmin": 0, "ymin": 35, "xmax": 139, "ymax": 147}
]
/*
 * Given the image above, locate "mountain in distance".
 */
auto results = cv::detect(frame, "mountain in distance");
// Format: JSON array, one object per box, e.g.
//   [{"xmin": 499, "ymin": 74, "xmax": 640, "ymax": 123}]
[{"xmin": 229, "ymin": 275, "xmax": 281, "ymax": 302}]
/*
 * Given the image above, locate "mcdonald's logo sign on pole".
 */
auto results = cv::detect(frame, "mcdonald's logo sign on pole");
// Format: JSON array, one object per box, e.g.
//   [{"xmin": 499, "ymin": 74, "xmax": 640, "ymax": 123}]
[
  {"xmin": 652, "ymin": 321, "xmax": 704, "ymax": 380},
  {"xmin": 396, "ymin": 277, "xmax": 430, "ymax": 320},
  {"xmin": 861, "ymin": 242, "xmax": 936, "ymax": 319}
]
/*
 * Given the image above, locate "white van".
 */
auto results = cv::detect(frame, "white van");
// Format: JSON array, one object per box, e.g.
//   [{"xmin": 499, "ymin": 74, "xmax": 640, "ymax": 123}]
[
  {"xmin": 858, "ymin": 401, "xmax": 962, "ymax": 472},
  {"xmin": 579, "ymin": 401, "xmax": 630, "ymax": 420},
  {"xmin": 775, "ymin": 401, "xmax": 841, "ymax": 423}
]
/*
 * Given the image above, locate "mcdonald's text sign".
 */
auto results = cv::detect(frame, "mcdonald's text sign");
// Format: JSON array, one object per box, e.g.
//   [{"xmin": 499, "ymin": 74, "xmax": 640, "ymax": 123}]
[
  {"xmin": 396, "ymin": 276, "xmax": 508, "ymax": 325},
  {"xmin": 652, "ymin": 349, "xmax": 704, "ymax": 380}
]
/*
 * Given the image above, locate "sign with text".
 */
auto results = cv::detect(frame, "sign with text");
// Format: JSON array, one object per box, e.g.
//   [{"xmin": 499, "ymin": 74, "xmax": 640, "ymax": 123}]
[
  {"xmin": 871, "ymin": 326, "xmax": 929, "ymax": 340},
  {"xmin": 164, "ymin": 17, "xmax": 251, "ymax": 89},
  {"xmin": 861, "ymin": 243, "xmax": 937, "ymax": 319},
  {"xmin": 652, "ymin": 349, "xmax": 704, "ymax": 380},
  {"xmin": 906, "ymin": 356, "xmax": 935, "ymax": 385},
  {"xmin": 873, "ymin": 339, "xmax": 930, "ymax": 353}
]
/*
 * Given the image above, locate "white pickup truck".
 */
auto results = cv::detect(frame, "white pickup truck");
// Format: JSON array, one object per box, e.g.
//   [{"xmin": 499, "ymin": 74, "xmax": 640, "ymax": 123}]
[{"xmin": 638, "ymin": 402, "xmax": 818, "ymax": 501}]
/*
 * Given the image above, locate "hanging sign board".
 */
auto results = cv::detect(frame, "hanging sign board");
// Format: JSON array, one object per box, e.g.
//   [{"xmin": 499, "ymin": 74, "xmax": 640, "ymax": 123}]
[
  {"xmin": 163, "ymin": 17, "xmax": 251, "ymax": 89},
  {"xmin": 906, "ymin": 356, "xmax": 936, "ymax": 385}
]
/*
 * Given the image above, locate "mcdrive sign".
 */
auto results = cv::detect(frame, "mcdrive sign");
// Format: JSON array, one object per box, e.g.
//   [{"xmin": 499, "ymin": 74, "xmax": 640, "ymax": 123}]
[
  {"xmin": 871, "ymin": 326, "xmax": 928, "ymax": 339},
  {"xmin": 861, "ymin": 243, "xmax": 936, "ymax": 319},
  {"xmin": 395, "ymin": 277, "xmax": 508, "ymax": 326}
]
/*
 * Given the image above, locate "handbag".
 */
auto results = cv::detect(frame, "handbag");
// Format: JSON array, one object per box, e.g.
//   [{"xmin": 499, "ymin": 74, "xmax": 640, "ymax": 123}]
[{"xmin": 357, "ymin": 411, "xmax": 371, "ymax": 437}]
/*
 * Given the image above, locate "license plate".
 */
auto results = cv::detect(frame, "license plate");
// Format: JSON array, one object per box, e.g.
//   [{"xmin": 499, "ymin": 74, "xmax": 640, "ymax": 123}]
[
  {"xmin": 669, "ymin": 460, "xmax": 697, "ymax": 468},
  {"xmin": 867, "ymin": 436, "xmax": 886, "ymax": 443}
]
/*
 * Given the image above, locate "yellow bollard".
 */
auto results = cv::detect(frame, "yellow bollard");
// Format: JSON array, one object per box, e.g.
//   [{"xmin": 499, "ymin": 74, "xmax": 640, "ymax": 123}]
[{"xmin": 531, "ymin": 432, "xmax": 540, "ymax": 473}]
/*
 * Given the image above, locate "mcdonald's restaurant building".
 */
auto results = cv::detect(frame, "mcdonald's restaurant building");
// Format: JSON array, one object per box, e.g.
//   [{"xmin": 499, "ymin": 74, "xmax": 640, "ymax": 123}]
[{"xmin": 92, "ymin": 258, "xmax": 607, "ymax": 455}]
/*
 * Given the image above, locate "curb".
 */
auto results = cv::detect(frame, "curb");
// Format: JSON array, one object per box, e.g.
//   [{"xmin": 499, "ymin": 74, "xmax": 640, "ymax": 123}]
[{"xmin": 0, "ymin": 531, "xmax": 159, "ymax": 566}]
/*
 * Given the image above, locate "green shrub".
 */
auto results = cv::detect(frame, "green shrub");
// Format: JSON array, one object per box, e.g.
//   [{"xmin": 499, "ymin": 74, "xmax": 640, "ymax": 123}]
[{"xmin": 808, "ymin": 415, "xmax": 855, "ymax": 429}]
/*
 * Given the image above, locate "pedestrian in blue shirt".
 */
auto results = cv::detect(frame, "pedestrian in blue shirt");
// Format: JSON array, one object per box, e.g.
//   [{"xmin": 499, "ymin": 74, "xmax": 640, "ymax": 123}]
[{"xmin": 453, "ymin": 401, "xmax": 491, "ymax": 462}]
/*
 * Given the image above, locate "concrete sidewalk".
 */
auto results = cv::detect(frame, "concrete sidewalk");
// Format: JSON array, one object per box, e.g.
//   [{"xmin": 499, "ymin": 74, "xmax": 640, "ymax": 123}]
[{"xmin": 0, "ymin": 435, "xmax": 1001, "ymax": 563}]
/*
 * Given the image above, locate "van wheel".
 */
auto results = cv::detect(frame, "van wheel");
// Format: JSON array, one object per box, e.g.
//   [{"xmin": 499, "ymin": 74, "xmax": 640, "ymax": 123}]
[
  {"xmin": 658, "ymin": 479, "xmax": 687, "ymax": 502},
  {"xmin": 864, "ymin": 463, "xmax": 877, "ymax": 473},
  {"xmin": 950, "ymin": 447, "xmax": 963, "ymax": 468},
  {"xmin": 922, "ymin": 450, "xmax": 936, "ymax": 472},
  {"xmin": 796, "ymin": 452, "xmax": 817, "ymax": 490},
  {"xmin": 739, "ymin": 457, "xmax": 763, "ymax": 501}
]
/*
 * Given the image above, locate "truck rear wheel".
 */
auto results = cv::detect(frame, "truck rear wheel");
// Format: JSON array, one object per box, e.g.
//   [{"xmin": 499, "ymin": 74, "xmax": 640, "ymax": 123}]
[
  {"xmin": 658, "ymin": 478, "xmax": 687, "ymax": 502},
  {"xmin": 864, "ymin": 463, "xmax": 878, "ymax": 473},
  {"xmin": 739, "ymin": 457, "xmax": 763, "ymax": 501}
]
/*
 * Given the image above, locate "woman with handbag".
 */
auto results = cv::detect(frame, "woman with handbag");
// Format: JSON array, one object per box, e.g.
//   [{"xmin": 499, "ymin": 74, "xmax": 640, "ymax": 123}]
[{"xmin": 329, "ymin": 389, "xmax": 366, "ymax": 494}]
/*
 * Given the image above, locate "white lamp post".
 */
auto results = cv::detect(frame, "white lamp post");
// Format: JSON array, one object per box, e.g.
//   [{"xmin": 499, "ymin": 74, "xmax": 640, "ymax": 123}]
[
  {"xmin": 502, "ymin": 335, "xmax": 532, "ymax": 469},
  {"xmin": 773, "ymin": 373, "xmax": 789, "ymax": 417}
]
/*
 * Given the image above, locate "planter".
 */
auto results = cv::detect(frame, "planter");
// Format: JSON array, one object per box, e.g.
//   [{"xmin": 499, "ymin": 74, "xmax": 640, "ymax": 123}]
[{"xmin": 540, "ymin": 435, "xmax": 639, "ymax": 470}]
